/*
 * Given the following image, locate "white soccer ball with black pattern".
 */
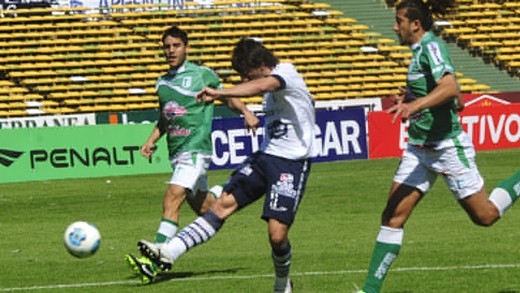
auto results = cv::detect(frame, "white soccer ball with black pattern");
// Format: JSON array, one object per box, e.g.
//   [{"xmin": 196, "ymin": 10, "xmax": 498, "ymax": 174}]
[{"xmin": 64, "ymin": 221, "xmax": 101, "ymax": 258}]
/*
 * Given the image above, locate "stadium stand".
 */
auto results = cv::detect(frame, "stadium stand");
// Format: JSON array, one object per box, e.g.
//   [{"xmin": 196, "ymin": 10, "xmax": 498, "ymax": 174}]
[
  {"xmin": 0, "ymin": 0, "xmax": 515, "ymax": 118},
  {"xmin": 326, "ymin": 0, "xmax": 519, "ymax": 92},
  {"xmin": 441, "ymin": 1, "xmax": 520, "ymax": 79}
]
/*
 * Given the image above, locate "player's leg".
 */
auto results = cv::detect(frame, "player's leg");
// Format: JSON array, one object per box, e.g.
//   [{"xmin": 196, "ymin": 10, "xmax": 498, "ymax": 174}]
[
  {"xmin": 125, "ymin": 184, "xmax": 185, "ymax": 280},
  {"xmin": 269, "ymin": 219, "xmax": 292, "ymax": 293},
  {"xmin": 141, "ymin": 154, "xmax": 266, "ymax": 268},
  {"xmin": 361, "ymin": 183, "xmax": 422, "ymax": 293},
  {"xmin": 125, "ymin": 184, "xmax": 183, "ymax": 279},
  {"xmin": 489, "ymin": 169, "xmax": 520, "ymax": 213},
  {"xmin": 187, "ymin": 190, "xmax": 214, "ymax": 215},
  {"xmin": 441, "ymin": 133, "xmax": 520, "ymax": 225},
  {"xmin": 180, "ymin": 190, "xmax": 239, "ymax": 253},
  {"xmin": 361, "ymin": 147, "xmax": 433, "ymax": 293},
  {"xmin": 157, "ymin": 152, "xmax": 212, "ymax": 242},
  {"xmin": 157, "ymin": 184, "xmax": 186, "ymax": 242},
  {"xmin": 459, "ymin": 170, "xmax": 520, "ymax": 226},
  {"xmin": 262, "ymin": 155, "xmax": 311, "ymax": 293},
  {"xmin": 209, "ymin": 184, "xmax": 224, "ymax": 198},
  {"xmin": 139, "ymin": 191, "xmax": 237, "ymax": 269},
  {"xmin": 188, "ymin": 184, "xmax": 224, "ymax": 214},
  {"xmin": 187, "ymin": 173, "xmax": 225, "ymax": 215},
  {"xmin": 128, "ymin": 152, "xmax": 208, "ymax": 281}
]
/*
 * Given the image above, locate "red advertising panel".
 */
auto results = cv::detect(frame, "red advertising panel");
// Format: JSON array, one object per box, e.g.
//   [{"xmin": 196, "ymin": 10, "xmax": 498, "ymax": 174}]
[
  {"xmin": 380, "ymin": 92, "xmax": 520, "ymax": 110},
  {"xmin": 367, "ymin": 111, "xmax": 404, "ymax": 159},
  {"xmin": 462, "ymin": 104, "xmax": 520, "ymax": 150},
  {"xmin": 369, "ymin": 104, "xmax": 520, "ymax": 159},
  {"xmin": 463, "ymin": 92, "xmax": 520, "ymax": 107}
]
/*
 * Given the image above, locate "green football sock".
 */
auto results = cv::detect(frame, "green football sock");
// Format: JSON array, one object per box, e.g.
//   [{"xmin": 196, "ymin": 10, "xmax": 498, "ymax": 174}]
[
  {"xmin": 155, "ymin": 218, "xmax": 178, "ymax": 243},
  {"xmin": 209, "ymin": 184, "xmax": 224, "ymax": 198},
  {"xmin": 498, "ymin": 169, "xmax": 520, "ymax": 202},
  {"xmin": 363, "ymin": 226, "xmax": 403, "ymax": 293},
  {"xmin": 489, "ymin": 170, "xmax": 520, "ymax": 215}
]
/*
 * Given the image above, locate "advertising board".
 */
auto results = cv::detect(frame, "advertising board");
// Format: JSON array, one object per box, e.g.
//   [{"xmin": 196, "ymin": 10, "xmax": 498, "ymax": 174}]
[{"xmin": 0, "ymin": 107, "xmax": 368, "ymax": 183}]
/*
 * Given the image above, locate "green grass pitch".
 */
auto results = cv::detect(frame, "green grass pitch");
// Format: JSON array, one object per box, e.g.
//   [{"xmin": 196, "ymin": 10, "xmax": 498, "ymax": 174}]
[{"xmin": 1, "ymin": 148, "xmax": 519, "ymax": 293}]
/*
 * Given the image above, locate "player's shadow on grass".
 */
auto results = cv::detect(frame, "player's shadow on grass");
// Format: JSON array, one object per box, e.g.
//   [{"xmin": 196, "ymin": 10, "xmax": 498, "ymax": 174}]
[
  {"xmin": 130, "ymin": 267, "xmax": 246, "ymax": 284},
  {"xmin": 157, "ymin": 267, "xmax": 244, "ymax": 283}
]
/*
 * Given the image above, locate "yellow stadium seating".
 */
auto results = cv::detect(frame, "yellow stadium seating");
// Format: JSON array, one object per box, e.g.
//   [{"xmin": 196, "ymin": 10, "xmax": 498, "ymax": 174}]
[
  {"xmin": 439, "ymin": 0, "xmax": 520, "ymax": 78},
  {"xmin": 0, "ymin": 0, "xmax": 499, "ymax": 117}
]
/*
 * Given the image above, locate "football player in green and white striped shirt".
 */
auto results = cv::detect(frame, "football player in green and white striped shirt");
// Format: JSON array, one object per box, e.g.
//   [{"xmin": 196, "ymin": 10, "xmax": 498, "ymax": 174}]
[{"xmin": 358, "ymin": 1, "xmax": 520, "ymax": 292}]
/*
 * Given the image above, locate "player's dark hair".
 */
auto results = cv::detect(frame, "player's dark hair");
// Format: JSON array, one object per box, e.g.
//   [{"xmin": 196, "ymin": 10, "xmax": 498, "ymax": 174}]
[
  {"xmin": 162, "ymin": 26, "xmax": 188, "ymax": 45},
  {"xmin": 396, "ymin": 0, "xmax": 455, "ymax": 31},
  {"xmin": 231, "ymin": 38, "xmax": 279, "ymax": 76}
]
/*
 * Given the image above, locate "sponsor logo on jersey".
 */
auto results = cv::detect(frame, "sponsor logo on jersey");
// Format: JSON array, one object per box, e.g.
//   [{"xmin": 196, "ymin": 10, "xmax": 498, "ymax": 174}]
[
  {"xmin": 409, "ymin": 111, "xmax": 425, "ymax": 123},
  {"xmin": 169, "ymin": 125, "xmax": 191, "ymax": 136},
  {"xmin": 426, "ymin": 41, "xmax": 444, "ymax": 66},
  {"xmin": 163, "ymin": 101, "xmax": 187, "ymax": 120}
]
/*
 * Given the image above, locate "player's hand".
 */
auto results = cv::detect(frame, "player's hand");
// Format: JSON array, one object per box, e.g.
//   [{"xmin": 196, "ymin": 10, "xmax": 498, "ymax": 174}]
[
  {"xmin": 243, "ymin": 111, "xmax": 259, "ymax": 136},
  {"xmin": 386, "ymin": 102, "xmax": 415, "ymax": 124},
  {"xmin": 141, "ymin": 142, "xmax": 157, "ymax": 159},
  {"xmin": 455, "ymin": 95, "xmax": 465, "ymax": 112},
  {"xmin": 387, "ymin": 86, "xmax": 410, "ymax": 123},
  {"xmin": 391, "ymin": 86, "xmax": 406, "ymax": 105},
  {"xmin": 196, "ymin": 87, "xmax": 219, "ymax": 103}
]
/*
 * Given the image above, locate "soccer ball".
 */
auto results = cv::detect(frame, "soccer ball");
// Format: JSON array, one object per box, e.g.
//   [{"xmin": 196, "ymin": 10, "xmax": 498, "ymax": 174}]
[{"xmin": 64, "ymin": 221, "xmax": 101, "ymax": 258}]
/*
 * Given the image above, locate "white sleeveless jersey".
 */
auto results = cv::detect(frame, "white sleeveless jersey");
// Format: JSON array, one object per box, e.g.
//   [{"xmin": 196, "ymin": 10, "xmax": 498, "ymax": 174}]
[{"xmin": 261, "ymin": 63, "xmax": 317, "ymax": 160}]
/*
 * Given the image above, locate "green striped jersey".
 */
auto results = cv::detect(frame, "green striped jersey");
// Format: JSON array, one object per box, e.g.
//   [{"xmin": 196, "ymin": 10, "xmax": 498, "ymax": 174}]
[
  {"xmin": 155, "ymin": 61, "xmax": 221, "ymax": 156},
  {"xmin": 406, "ymin": 31, "xmax": 462, "ymax": 144}
]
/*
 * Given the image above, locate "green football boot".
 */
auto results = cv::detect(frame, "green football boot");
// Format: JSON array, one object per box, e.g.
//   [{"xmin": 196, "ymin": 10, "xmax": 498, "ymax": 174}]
[{"xmin": 124, "ymin": 254, "xmax": 157, "ymax": 284}]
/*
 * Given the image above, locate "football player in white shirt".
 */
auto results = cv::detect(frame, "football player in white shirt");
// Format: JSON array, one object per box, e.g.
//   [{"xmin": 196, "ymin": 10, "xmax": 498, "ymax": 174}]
[{"xmin": 137, "ymin": 38, "xmax": 316, "ymax": 293}]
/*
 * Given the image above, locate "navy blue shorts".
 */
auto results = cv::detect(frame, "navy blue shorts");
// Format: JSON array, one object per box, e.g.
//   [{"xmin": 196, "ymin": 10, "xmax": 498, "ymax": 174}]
[{"xmin": 223, "ymin": 151, "xmax": 312, "ymax": 226}]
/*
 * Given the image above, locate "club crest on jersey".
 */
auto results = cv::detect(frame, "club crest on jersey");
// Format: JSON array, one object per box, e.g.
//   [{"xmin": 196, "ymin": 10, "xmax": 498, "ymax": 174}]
[
  {"xmin": 182, "ymin": 77, "xmax": 192, "ymax": 88},
  {"xmin": 267, "ymin": 120, "xmax": 288, "ymax": 139},
  {"xmin": 163, "ymin": 101, "xmax": 187, "ymax": 120}
]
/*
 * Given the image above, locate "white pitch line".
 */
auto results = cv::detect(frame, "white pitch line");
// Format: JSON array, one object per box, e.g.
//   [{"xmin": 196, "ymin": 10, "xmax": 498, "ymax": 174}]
[{"xmin": 1, "ymin": 263, "xmax": 519, "ymax": 292}]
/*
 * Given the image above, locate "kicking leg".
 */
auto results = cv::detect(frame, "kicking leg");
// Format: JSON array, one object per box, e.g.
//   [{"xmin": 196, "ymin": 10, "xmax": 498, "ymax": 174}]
[{"xmin": 140, "ymin": 192, "xmax": 238, "ymax": 267}]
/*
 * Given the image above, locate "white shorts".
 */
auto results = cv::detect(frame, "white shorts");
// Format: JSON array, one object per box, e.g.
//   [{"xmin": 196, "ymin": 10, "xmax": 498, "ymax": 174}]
[
  {"xmin": 394, "ymin": 132, "xmax": 484, "ymax": 200},
  {"xmin": 169, "ymin": 152, "xmax": 211, "ymax": 198}
]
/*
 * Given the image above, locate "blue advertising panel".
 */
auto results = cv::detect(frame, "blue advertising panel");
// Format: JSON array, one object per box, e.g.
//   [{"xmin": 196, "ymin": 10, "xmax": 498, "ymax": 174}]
[
  {"xmin": 211, "ymin": 116, "xmax": 265, "ymax": 169},
  {"xmin": 210, "ymin": 107, "xmax": 368, "ymax": 169},
  {"xmin": 313, "ymin": 107, "xmax": 368, "ymax": 162}
]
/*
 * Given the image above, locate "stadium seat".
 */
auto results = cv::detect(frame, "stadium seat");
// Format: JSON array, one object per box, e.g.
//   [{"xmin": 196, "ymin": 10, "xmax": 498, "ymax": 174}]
[
  {"xmin": 0, "ymin": 0, "xmax": 500, "ymax": 118},
  {"xmin": 436, "ymin": 0, "xmax": 520, "ymax": 78}
]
